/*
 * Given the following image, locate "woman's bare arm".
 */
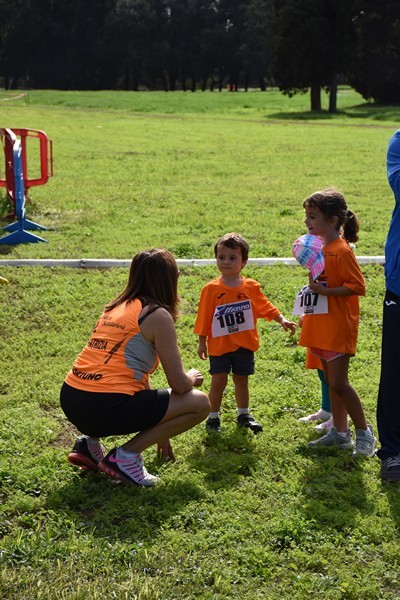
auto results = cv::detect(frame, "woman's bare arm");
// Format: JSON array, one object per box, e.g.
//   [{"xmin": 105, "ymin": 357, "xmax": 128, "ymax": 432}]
[{"xmin": 140, "ymin": 308, "xmax": 202, "ymax": 393}]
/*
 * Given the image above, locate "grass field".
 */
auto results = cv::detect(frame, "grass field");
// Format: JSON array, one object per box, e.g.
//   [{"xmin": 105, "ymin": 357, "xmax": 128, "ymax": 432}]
[{"xmin": 1, "ymin": 89, "xmax": 400, "ymax": 599}]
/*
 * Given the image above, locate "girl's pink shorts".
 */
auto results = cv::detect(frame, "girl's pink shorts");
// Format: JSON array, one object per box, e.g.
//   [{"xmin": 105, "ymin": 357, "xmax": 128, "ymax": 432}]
[{"xmin": 310, "ymin": 347, "xmax": 344, "ymax": 362}]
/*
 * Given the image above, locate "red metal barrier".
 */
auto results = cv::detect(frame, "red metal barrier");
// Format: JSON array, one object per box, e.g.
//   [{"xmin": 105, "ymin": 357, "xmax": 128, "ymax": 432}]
[{"xmin": 0, "ymin": 128, "xmax": 53, "ymax": 218}]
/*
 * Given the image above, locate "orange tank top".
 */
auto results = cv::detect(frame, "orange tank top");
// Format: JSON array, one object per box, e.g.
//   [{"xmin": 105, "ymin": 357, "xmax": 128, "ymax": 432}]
[{"xmin": 65, "ymin": 299, "xmax": 159, "ymax": 394}]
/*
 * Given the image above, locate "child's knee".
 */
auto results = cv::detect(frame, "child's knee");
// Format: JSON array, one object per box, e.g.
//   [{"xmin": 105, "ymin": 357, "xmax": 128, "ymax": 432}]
[
  {"xmin": 330, "ymin": 381, "xmax": 349, "ymax": 397},
  {"xmin": 211, "ymin": 373, "xmax": 228, "ymax": 388}
]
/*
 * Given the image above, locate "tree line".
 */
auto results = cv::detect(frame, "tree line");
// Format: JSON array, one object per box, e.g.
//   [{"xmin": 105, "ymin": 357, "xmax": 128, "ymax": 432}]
[{"xmin": 1, "ymin": 0, "xmax": 400, "ymax": 110}]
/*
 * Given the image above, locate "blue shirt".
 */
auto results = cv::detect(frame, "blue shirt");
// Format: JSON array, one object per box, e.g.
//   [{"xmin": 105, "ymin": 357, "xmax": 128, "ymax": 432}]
[{"xmin": 385, "ymin": 130, "xmax": 400, "ymax": 296}]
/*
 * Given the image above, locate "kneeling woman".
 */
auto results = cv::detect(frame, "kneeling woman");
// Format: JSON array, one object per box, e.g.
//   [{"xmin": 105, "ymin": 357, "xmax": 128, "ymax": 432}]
[{"xmin": 60, "ymin": 249, "xmax": 210, "ymax": 486}]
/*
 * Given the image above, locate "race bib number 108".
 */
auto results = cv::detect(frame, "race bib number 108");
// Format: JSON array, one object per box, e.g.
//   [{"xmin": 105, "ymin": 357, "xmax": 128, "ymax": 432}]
[{"xmin": 212, "ymin": 299, "xmax": 255, "ymax": 338}]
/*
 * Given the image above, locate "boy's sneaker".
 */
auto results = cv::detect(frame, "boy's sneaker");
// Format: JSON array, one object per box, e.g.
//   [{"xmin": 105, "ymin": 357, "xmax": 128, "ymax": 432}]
[
  {"xmin": 314, "ymin": 417, "xmax": 334, "ymax": 433},
  {"xmin": 353, "ymin": 425, "xmax": 377, "ymax": 458},
  {"xmin": 206, "ymin": 416, "xmax": 221, "ymax": 433},
  {"xmin": 308, "ymin": 427, "xmax": 353, "ymax": 450},
  {"xmin": 67, "ymin": 436, "xmax": 105, "ymax": 471},
  {"xmin": 298, "ymin": 409, "xmax": 331, "ymax": 423},
  {"xmin": 98, "ymin": 448, "xmax": 159, "ymax": 486},
  {"xmin": 237, "ymin": 413, "xmax": 263, "ymax": 434},
  {"xmin": 381, "ymin": 454, "xmax": 400, "ymax": 482}
]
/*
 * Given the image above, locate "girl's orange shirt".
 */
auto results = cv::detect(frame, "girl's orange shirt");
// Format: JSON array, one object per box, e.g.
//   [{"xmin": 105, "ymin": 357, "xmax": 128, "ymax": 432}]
[{"xmin": 299, "ymin": 238, "xmax": 366, "ymax": 356}]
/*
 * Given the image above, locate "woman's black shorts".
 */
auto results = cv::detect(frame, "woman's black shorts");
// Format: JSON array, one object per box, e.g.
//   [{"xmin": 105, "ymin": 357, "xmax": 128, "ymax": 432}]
[{"xmin": 60, "ymin": 382, "xmax": 170, "ymax": 437}]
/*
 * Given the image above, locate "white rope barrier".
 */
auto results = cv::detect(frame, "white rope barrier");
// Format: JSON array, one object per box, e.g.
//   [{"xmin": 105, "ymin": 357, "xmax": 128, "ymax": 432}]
[{"xmin": 0, "ymin": 256, "xmax": 385, "ymax": 268}]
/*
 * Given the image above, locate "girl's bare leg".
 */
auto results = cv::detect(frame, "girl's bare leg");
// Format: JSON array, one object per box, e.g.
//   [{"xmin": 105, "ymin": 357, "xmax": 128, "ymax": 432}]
[{"xmin": 325, "ymin": 355, "xmax": 367, "ymax": 432}]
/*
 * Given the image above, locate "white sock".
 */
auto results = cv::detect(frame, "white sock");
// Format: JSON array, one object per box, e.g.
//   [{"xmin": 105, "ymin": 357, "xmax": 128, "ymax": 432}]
[
  {"xmin": 237, "ymin": 408, "xmax": 250, "ymax": 415},
  {"xmin": 117, "ymin": 447, "xmax": 140, "ymax": 460},
  {"xmin": 336, "ymin": 430, "xmax": 348, "ymax": 438},
  {"xmin": 86, "ymin": 436, "xmax": 100, "ymax": 448},
  {"xmin": 209, "ymin": 412, "xmax": 219, "ymax": 419}
]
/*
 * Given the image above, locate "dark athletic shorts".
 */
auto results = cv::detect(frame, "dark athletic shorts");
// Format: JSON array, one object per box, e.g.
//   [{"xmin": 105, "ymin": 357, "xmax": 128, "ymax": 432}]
[
  {"xmin": 60, "ymin": 382, "xmax": 170, "ymax": 437},
  {"xmin": 209, "ymin": 347, "xmax": 255, "ymax": 376}
]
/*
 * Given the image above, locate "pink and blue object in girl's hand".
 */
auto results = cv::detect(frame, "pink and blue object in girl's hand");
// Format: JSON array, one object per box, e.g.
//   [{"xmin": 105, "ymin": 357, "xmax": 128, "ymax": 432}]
[{"xmin": 292, "ymin": 234, "xmax": 325, "ymax": 281}]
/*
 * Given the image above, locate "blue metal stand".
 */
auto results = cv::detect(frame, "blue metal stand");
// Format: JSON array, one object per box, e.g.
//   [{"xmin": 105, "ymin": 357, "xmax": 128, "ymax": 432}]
[{"xmin": 0, "ymin": 133, "xmax": 47, "ymax": 245}]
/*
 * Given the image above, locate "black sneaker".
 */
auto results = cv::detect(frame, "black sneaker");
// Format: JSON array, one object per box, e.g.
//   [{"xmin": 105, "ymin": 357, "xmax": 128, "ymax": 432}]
[
  {"xmin": 67, "ymin": 436, "xmax": 105, "ymax": 471},
  {"xmin": 206, "ymin": 416, "xmax": 221, "ymax": 433},
  {"xmin": 381, "ymin": 454, "xmax": 400, "ymax": 482},
  {"xmin": 237, "ymin": 413, "xmax": 263, "ymax": 434}
]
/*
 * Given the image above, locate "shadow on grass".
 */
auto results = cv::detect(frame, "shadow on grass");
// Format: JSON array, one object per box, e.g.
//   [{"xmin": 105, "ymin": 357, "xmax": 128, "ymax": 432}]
[
  {"xmin": 45, "ymin": 467, "xmax": 207, "ymax": 543},
  {"xmin": 380, "ymin": 480, "xmax": 400, "ymax": 532},
  {"xmin": 0, "ymin": 242, "xmax": 13, "ymax": 255},
  {"xmin": 297, "ymin": 444, "xmax": 372, "ymax": 532},
  {"xmin": 266, "ymin": 103, "xmax": 400, "ymax": 124},
  {"xmin": 38, "ymin": 427, "xmax": 260, "ymax": 549},
  {"xmin": 185, "ymin": 425, "xmax": 261, "ymax": 490}
]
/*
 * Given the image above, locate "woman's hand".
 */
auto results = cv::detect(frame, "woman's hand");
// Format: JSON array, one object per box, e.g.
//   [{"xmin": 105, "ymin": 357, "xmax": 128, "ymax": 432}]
[
  {"xmin": 157, "ymin": 439, "xmax": 176, "ymax": 462},
  {"xmin": 187, "ymin": 368, "xmax": 204, "ymax": 387}
]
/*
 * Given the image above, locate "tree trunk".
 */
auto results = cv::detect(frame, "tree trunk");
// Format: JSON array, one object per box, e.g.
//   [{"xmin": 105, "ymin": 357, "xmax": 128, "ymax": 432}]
[
  {"xmin": 218, "ymin": 71, "xmax": 223, "ymax": 91},
  {"xmin": 329, "ymin": 74, "xmax": 338, "ymax": 114},
  {"xmin": 310, "ymin": 84, "xmax": 321, "ymax": 111},
  {"xmin": 162, "ymin": 73, "xmax": 168, "ymax": 92}
]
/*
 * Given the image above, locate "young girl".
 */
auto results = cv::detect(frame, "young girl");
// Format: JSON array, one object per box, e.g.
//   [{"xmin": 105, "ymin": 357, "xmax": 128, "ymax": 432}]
[{"xmin": 298, "ymin": 188, "xmax": 376, "ymax": 457}]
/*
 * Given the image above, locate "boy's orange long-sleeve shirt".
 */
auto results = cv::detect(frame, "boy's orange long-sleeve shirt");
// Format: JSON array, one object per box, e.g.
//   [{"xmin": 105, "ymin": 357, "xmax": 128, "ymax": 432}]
[
  {"xmin": 194, "ymin": 276, "xmax": 280, "ymax": 356},
  {"xmin": 299, "ymin": 238, "xmax": 366, "ymax": 356}
]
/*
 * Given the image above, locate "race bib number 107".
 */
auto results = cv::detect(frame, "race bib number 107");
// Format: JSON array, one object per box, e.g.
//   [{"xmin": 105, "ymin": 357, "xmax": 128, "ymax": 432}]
[
  {"xmin": 292, "ymin": 284, "xmax": 328, "ymax": 316},
  {"xmin": 212, "ymin": 299, "xmax": 255, "ymax": 338}
]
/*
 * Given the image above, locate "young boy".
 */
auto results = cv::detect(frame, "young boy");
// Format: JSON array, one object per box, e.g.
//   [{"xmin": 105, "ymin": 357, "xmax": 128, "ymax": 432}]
[{"xmin": 194, "ymin": 233, "xmax": 296, "ymax": 433}]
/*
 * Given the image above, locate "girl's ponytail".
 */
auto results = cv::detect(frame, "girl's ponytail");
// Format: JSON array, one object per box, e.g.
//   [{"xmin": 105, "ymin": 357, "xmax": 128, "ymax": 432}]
[{"xmin": 343, "ymin": 209, "xmax": 359, "ymax": 244}]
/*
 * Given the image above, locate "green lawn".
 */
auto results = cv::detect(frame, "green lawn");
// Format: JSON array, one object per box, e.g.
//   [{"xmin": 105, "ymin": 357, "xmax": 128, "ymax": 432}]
[
  {"xmin": 1, "ymin": 89, "xmax": 399, "ymax": 599},
  {"xmin": 0, "ymin": 87, "xmax": 397, "ymax": 259}
]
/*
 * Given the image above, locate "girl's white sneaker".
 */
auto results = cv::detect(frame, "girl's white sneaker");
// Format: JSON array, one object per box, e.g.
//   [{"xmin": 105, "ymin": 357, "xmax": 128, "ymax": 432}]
[{"xmin": 298, "ymin": 409, "xmax": 331, "ymax": 423}]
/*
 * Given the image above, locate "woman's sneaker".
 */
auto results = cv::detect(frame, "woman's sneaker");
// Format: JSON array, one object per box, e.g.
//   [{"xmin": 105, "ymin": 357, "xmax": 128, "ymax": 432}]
[
  {"xmin": 299, "ymin": 409, "xmax": 331, "ymax": 423},
  {"xmin": 98, "ymin": 448, "xmax": 159, "ymax": 486},
  {"xmin": 67, "ymin": 436, "xmax": 105, "ymax": 471},
  {"xmin": 308, "ymin": 427, "xmax": 353, "ymax": 450},
  {"xmin": 353, "ymin": 425, "xmax": 377, "ymax": 458}
]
